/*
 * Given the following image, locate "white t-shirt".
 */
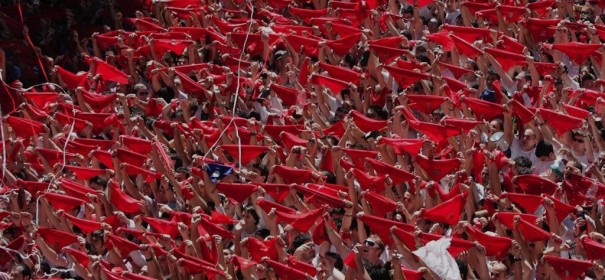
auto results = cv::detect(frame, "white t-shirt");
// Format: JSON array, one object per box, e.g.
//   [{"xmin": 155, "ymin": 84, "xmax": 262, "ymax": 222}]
[{"xmin": 509, "ymin": 138, "xmax": 538, "ymax": 167}]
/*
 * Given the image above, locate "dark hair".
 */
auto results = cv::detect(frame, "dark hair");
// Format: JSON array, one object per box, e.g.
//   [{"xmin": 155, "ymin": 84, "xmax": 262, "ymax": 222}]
[
  {"xmin": 14, "ymin": 263, "xmax": 32, "ymax": 278},
  {"xmin": 365, "ymin": 263, "xmax": 390, "ymax": 280},
  {"xmin": 535, "ymin": 140, "xmax": 555, "ymax": 158},
  {"xmin": 514, "ymin": 156, "xmax": 533, "ymax": 169},
  {"xmin": 244, "ymin": 206, "xmax": 260, "ymax": 226}
]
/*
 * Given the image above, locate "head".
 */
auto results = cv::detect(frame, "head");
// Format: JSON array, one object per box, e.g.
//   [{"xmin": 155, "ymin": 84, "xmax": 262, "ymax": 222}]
[
  {"xmin": 521, "ymin": 129, "xmax": 538, "ymax": 150},
  {"xmin": 362, "ymin": 234, "xmax": 385, "ymax": 264},
  {"xmin": 11, "ymin": 264, "xmax": 31, "ymax": 280},
  {"xmin": 490, "ymin": 262, "xmax": 509, "ymax": 280},
  {"xmin": 133, "ymin": 83, "xmax": 149, "ymax": 101},
  {"xmin": 535, "ymin": 140, "xmax": 556, "ymax": 162},
  {"xmin": 571, "ymin": 131, "xmax": 586, "ymax": 153}
]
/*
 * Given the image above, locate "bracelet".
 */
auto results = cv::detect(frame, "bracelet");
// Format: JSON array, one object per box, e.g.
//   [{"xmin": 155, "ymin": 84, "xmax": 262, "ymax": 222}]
[{"xmin": 344, "ymin": 214, "xmax": 352, "ymax": 217}]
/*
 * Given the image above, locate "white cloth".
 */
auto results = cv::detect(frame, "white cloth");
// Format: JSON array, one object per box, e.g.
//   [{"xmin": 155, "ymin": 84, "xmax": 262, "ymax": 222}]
[{"xmin": 413, "ymin": 238, "xmax": 461, "ymax": 280}]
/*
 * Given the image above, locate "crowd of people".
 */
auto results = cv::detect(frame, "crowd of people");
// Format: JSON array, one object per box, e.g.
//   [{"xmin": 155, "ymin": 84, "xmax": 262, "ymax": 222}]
[{"xmin": 2, "ymin": 0, "xmax": 605, "ymax": 279}]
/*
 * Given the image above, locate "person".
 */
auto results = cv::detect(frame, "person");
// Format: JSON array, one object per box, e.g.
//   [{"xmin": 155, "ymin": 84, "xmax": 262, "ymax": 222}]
[{"xmin": 3, "ymin": 0, "xmax": 605, "ymax": 279}]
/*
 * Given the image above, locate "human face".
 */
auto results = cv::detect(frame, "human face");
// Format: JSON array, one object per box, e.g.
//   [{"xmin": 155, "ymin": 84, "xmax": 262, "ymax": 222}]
[
  {"xmin": 362, "ymin": 237, "xmax": 383, "ymax": 263},
  {"xmin": 521, "ymin": 129, "xmax": 537, "ymax": 150},
  {"xmin": 490, "ymin": 263, "xmax": 508, "ymax": 280}
]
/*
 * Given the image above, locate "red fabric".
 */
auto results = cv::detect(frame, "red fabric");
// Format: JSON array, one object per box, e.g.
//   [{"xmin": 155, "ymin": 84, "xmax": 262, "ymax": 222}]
[
  {"xmin": 463, "ymin": 97, "xmax": 504, "ymax": 119},
  {"xmin": 407, "ymin": 94, "xmax": 447, "ymax": 114},
  {"xmin": 514, "ymin": 174, "xmax": 559, "ymax": 195},
  {"xmin": 287, "ymin": 256, "xmax": 317, "ymax": 277},
  {"xmin": 527, "ymin": 1, "xmax": 555, "ymax": 17},
  {"xmin": 257, "ymin": 198, "xmax": 297, "ymax": 215},
  {"xmin": 341, "ymin": 148, "xmax": 378, "ymax": 169},
  {"xmin": 326, "ymin": 33, "xmax": 362, "ymax": 56},
  {"xmin": 384, "ymin": 66, "xmax": 432, "ymax": 89},
  {"xmin": 511, "ymin": 99, "xmax": 535, "ymax": 124},
  {"xmin": 109, "ymin": 181, "xmax": 142, "ymax": 214},
  {"xmin": 501, "ymin": 192, "xmax": 542, "ymax": 214},
  {"xmin": 124, "ymin": 162, "xmax": 161, "ymax": 183},
  {"xmin": 210, "ymin": 211, "xmax": 237, "ymax": 225},
  {"xmin": 80, "ymin": 90, "xmax": 117, "ymax": 112},
  {"xmin": 533, "ymin": 62, "xmax": 558, "ymax": 77},
  {"xmin": 63, "ymin": 213, "xmax": 102, "ymax": 234},
  {"xmin": 22, "ymin": 92, "xmax": 58, "ymax": 109},
  {"xmin": 349, "ymin": 110, "xmax": 387, "ymax": 132},
  {"xmin": 141, "ymin": 217, "xmax": 179, "ymax": 238},
  {"xmin": 498, "ymin": 35, "xmax": 526, "ymax": 54},
  {"xmin": 368, "ymin": 44, "xmax": 410, "ymax": 62},
  {"xmin": 299, "ymin": 57, "xmax": 310, "ymax": 86},
  {"xmin": 497, "ymin": 5, "xmax": 526, "ymax": 22},
  {"xmin": 443, "ymin": 76, "xmax": 469, "ymax": 92},
  {"xmin": 91, "ymin": 57, "xmax": 129, "ymax": 84},
  {"xmin": 37, "ymin": 227, "xmax": 79, "ymax": 251},
  {"xmin": 274, "ymin": 165, "xmax": 313, "ymax": 184},
  {"xmin": 174, "ymin": 71, "xmax": 205, "ymax": 97},
  {"xmin": 310, "ymin": 74, "xmax": 348, "ymax": 95},
  {"xmin": 358, "ymin": 214, "xmax": 414, "ymax": 245},
  {"xmin": 242, "ymin": 237, "xmax": 278, "ymax": 263},
  {"xmin": 486, "ymin": 48, "xmax": 527, "ymax": 71},
  {"xmin": 269, "ymin": 84, "xmax": 299, "ymax": 106},
  {"xmin": 215, "ymin": 183, "xmax": 258, "ymax": 203},
  {"xmin": 65, "ymin": 166, "xmax": 106, "ymax": 181},
  {"xmin": 365, "ymin": 192, "xmax": 397, "ymax": 217},
  {"xmin": 116, "ymin": 148, "xmax": 148, "ymax": 167},
  {"xmin": 286, "ymin": 34, "xmax": 320, "ymax": 56},
  {"xmin": 524, "ymin": 19, "xmax": 559, "ymax": 43},
  {"xmin": 466, "ymin": 225, "xmax": 512, "ymax": 257},
  {"xmin": 582, "ymin": 237, "xmax": 605, "ymax": 260},
  {"xmin": 266, "ymin": 259, "xmax": 307, "ymax": 280},
  {"xmin": 538, "ymin": 108, "xmax": 583, "ymax": 136},
  {"xmin": 421, "ymin": 193, "xmax": 466, "ymax": 225},
  {"xmin": 91, "ymin": 150, "xmax": 114, "ymax": 169},
  {"xmin": 352, "ymin": 168, "xmax": 387, "ymax": 192},
  {"xmin": 289, "ymin": 7, "xmax": 327, "ymax": 23},
  {"xmin": 562, "ymin": 103, "xmax": 590, "ymax": 120},
  {"xmin": 551, "ymin": 42, "xmax": 601, "ymax": 65},
  {"xmin": 121, "ymin": 135, "xmax": 152, "ymax": 154},
  {"xmin": 231, "ymin": 255, "xmax": 258, "ymax": 271},
  {"xmin": 312, "ymin": 217, "xmax": 337, "ymax": 245},
  {"xmin": 543, "ymin": 255, "xmax": 592, "ymax": 280},
  {"xmin": 63, "ymin": 247, "xmax": 91, "ymax": 267},
  {"xmin": 59, "ymin": 179, "xmax": 97, "ymax": 201},
  {"xmin": 415, "ymin": 156, "xmax": 461, "ymax": 181},
  {"xmin": 542, "ymin": 194, "xmax": 575, "ymax": 223},
  {"xmin": 295, "ymin": 184, "xmax": 346, "ymax": 208},
  {"xmin": 318, "ymin": 62, "xmax": 362, "ymax": 84},
  {"xmin": 378, "ymin": 137, "xmax": 425, "ymax": 156},
  {"xmin": 6, "ymin": 116, "xmax": 45, "ymax": 138},
  {"xmin": 105, "ymin": 233, "xmax": 141, "ymax": 259},
  {"xmin": 198, "ymin": 215, "xmax": 234, "ymax": 239},
  {"xmin": 280, "ymin": 132, "xmax": 308, "ymax": 151},
  {"xmin": 438, "ymin": 62, "xmax": 473, "ymax": 79},
  {"xmin": 55, "ymin": 66, "xmax": 87, "ymax": 90},
  {"xmin": 426, "ymin": 32, "xmax": 455, "ymax": 52},
  {"xmin": 257, "ymin": 183, "xmax": 290, "ymax": 202},
  {"xmin": 442, "ymin": 24, "xmax": 491, "ymax": 43},
  {"xmin": 495, "ymin": 212, "xmax": 551, "ymax": 242},
  {"xmin": 442, "ymin": 118, "xmax": 484, "ymax": 133},
  {"xmin": 275, "ymin": 207, "xmax": 323, "ymax": 232},
  {"xmin": 44, "ymin": 192, "xmax": 86, "ymax": 211},
  {"xmin": 366, "ymin": 158, "xmax": 416, "ymax": 184},
  {"xmin": 450, "ymin": 34, "xmax": 484, "ymax": 58}
]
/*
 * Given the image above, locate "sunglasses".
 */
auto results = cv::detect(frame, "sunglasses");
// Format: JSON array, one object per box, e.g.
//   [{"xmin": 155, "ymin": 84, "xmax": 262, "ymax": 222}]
[
  {"xmin": 364, "ymin": 239, "xmax": 380, "ymax": 248},
  {"xmin": 573, "ymin": 138, "xmax": 585, "ymax": 143},
  {"xmin": 137, "ymin": 91, "xmax": 149, "ymax": 96}
]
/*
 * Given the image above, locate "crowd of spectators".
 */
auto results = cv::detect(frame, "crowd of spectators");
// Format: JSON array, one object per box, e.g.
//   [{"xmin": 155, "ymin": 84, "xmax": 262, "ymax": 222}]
[{"xmin": 3, "ymin": 0, "xmax": 605, "ymax": 279}]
